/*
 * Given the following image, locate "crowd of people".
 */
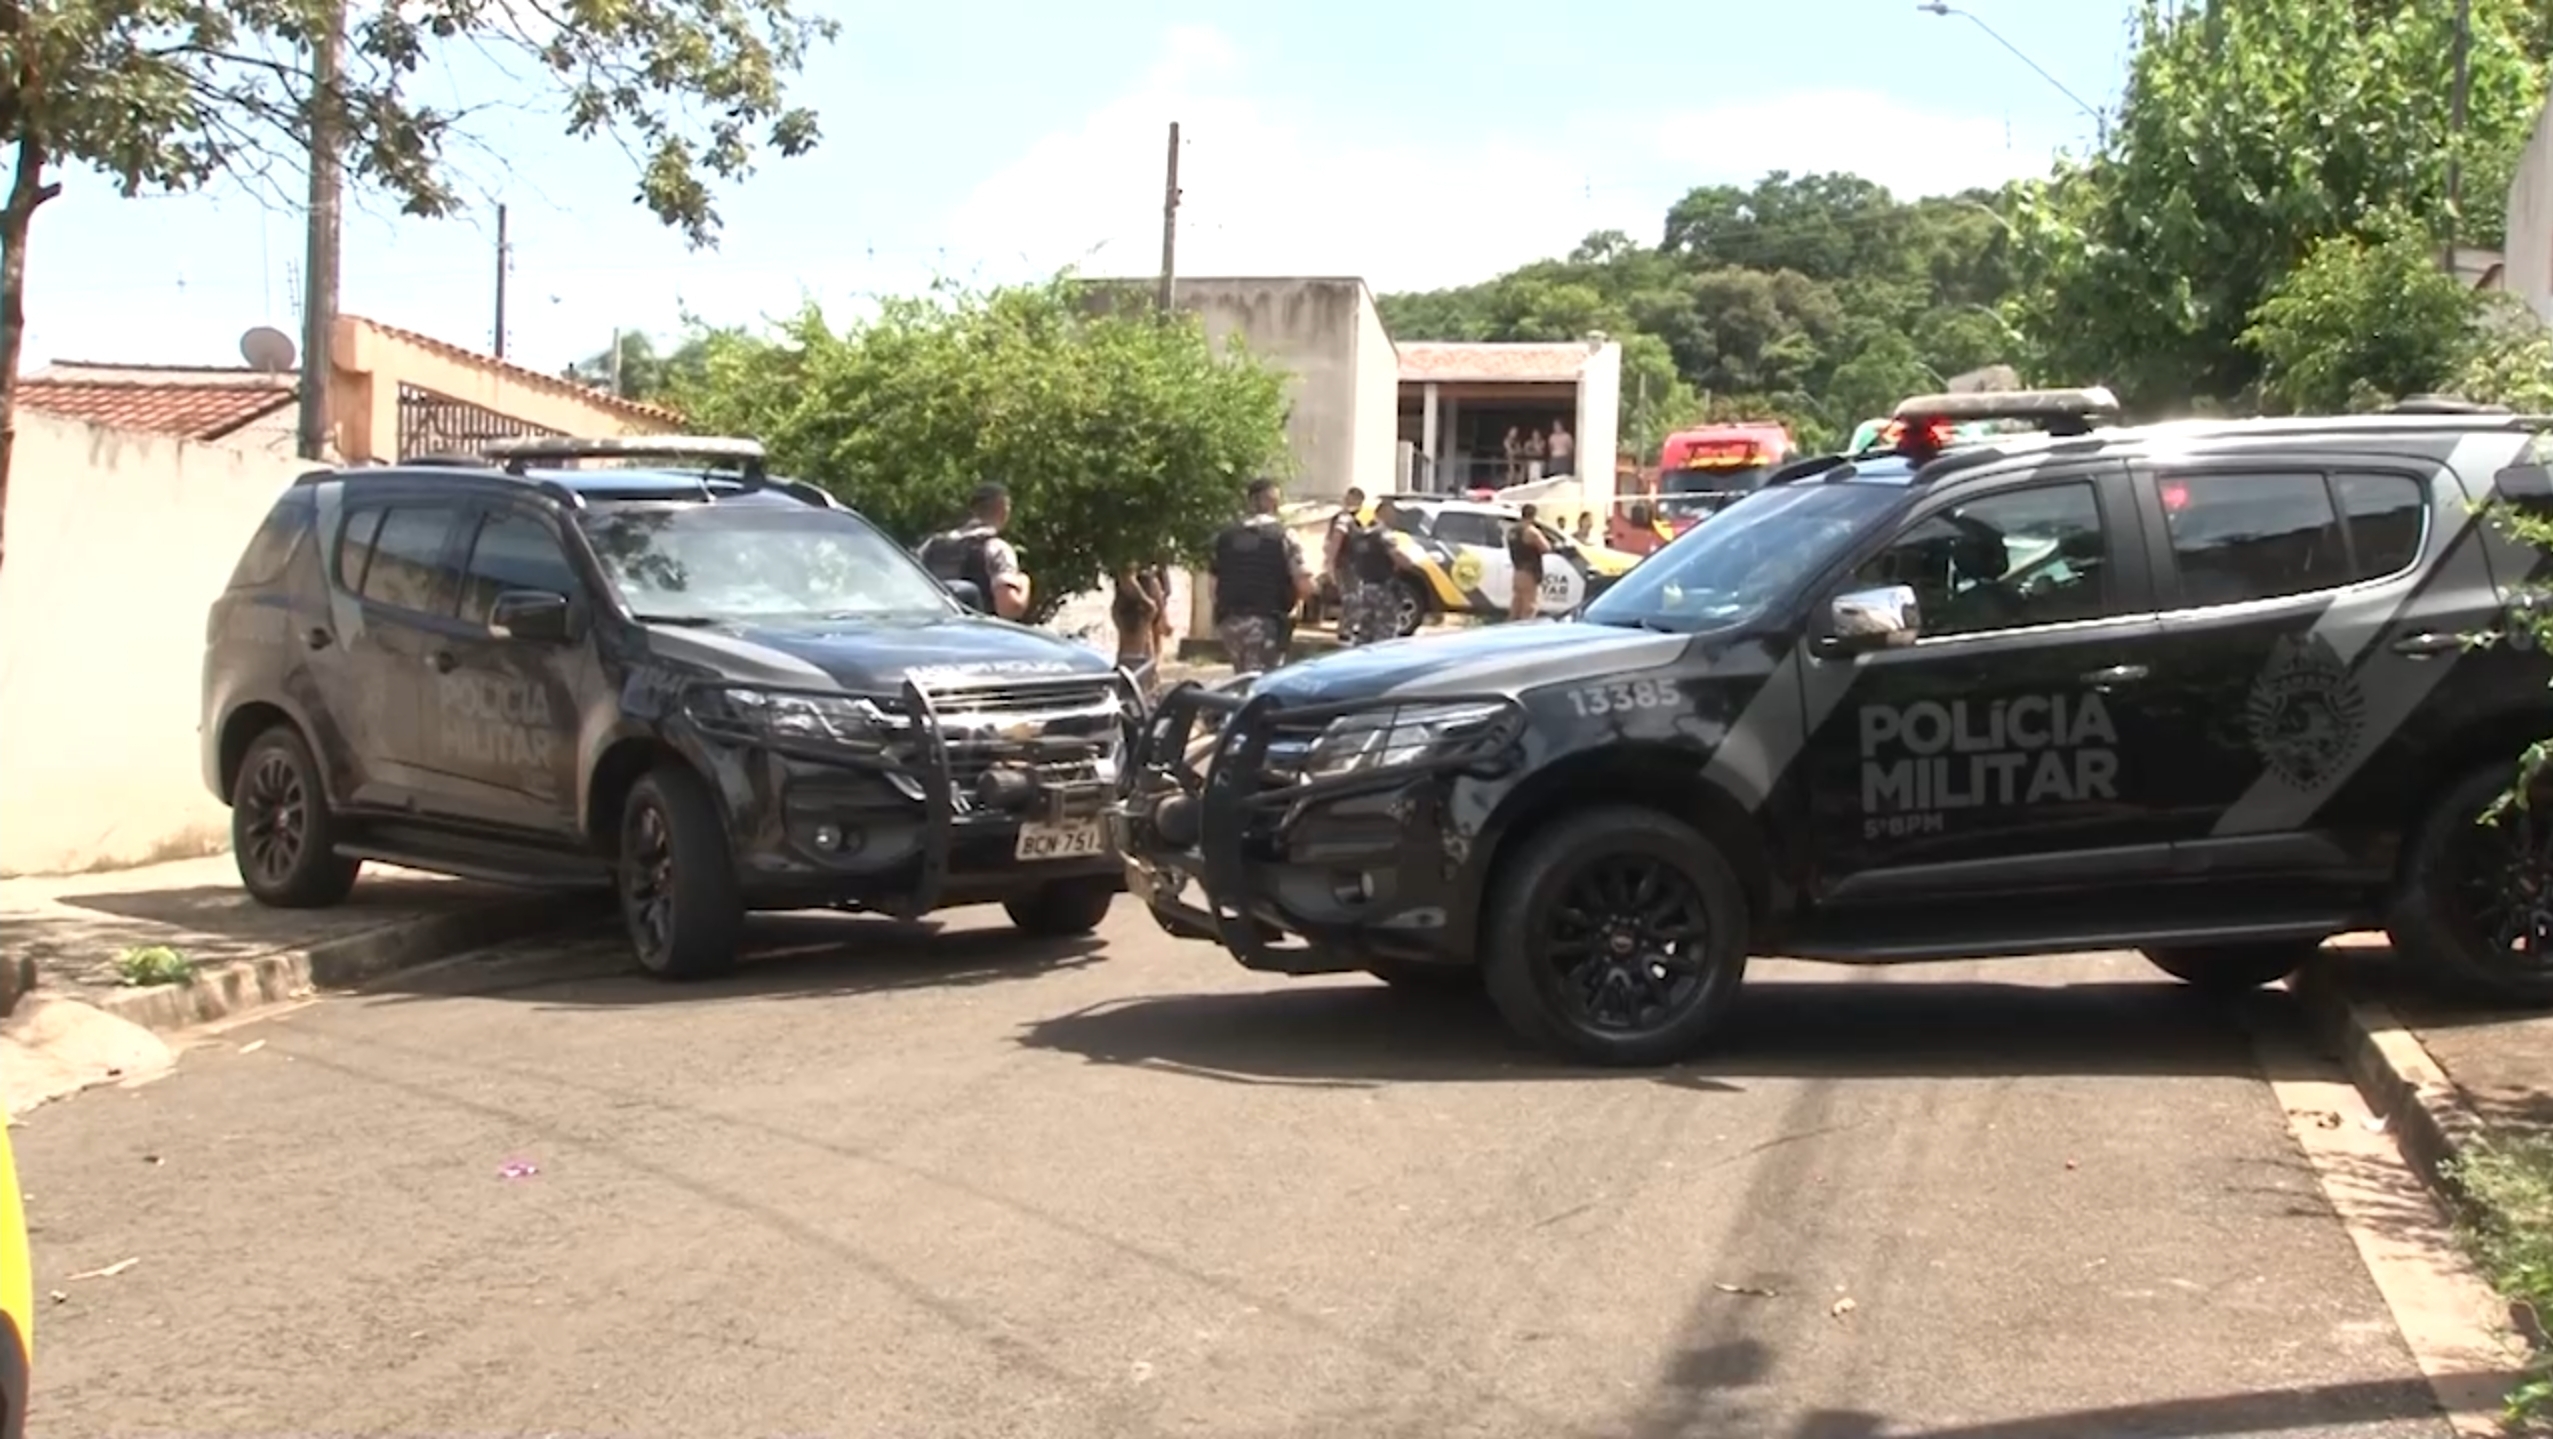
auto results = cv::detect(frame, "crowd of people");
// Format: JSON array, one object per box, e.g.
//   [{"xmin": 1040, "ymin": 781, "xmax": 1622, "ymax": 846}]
[
  {"xmin": 1496, "ymin": 420, "xmax": 1577, "ymax": 485},
  {"xmin": 912, "ymin": 474, "xmax": 1576, "ymax": 681}
]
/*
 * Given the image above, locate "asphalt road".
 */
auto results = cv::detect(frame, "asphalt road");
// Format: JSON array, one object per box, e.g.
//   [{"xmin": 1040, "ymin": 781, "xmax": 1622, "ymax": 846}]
[{"xmin": 17, "ymin": 902, "xmax": 2463, "ymax": 1438}]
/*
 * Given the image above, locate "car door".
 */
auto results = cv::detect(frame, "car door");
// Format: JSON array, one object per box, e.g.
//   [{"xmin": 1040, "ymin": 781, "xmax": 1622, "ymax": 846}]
[
  {"xmin": 1428, "ymin": 508, "xmax": 1508, "ymax": 610},
  {"xmin": 414, "ymin": 502, "xmax": 591, "ymax": 836},
  {"xmin": 313, "ymin": 493, "xmax": 471, "ymax": 809},
  {"xmin": 1799, "ymin": 461, "xmax": 2175, "ymax": 901},
  {"xmin": 1533, "ymin": 522, "xmax": 1589, "ymax": 614},
  {"xmin": 2124, "ymin": 456, "xmax": 2474, "ymax": 872}
]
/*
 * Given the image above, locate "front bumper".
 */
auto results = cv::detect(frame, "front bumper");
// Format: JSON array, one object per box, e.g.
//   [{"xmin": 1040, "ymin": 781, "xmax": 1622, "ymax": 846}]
[
  {"xmin": 1108, "ymin": 680, "xmax": 1523, "ymax": 973},
  {"xmin": 704, "ymin": 669, "xmax": 1146, "ymax": 912}
]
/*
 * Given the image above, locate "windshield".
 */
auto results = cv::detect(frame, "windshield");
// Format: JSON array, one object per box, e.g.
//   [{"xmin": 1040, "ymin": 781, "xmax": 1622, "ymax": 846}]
[
  {"xmin": 1662, "ymin": 464, "xmax": 1774, "ymax": 497},
  {"xmin": 1581, "ymin": 482, "xmax": 1905, "ymax": 633},
  {"xmin": 577, "ymin": 502, "xmax": 955, "ymax": 624}
]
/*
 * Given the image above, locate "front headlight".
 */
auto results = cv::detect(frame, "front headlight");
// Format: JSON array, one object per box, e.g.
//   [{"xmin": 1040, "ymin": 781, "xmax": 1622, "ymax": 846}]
[
  {"xmin": 683, "ymin": 686, "xmax": 905, "ymax": 751},
  {"xmin": 1298, "ymin": 700, "xmax": 1512, "ymax": 778}
]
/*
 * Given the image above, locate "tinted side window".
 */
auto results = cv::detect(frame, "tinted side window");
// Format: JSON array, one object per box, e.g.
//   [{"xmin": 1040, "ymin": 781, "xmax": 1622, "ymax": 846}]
[
  {"xmin": 336, "ymin": 507, "xmax": 385, "ymax": 591},
  {"xmin": 2335, "ymin": 471, "xmax": 2428, "ymax": 580},
  {"xmin": 1857, "ymin": 481, "xmax": 2111, "ymax": 638},
  {"xmin": 458, "ymin": 510, "xmax": 582, "ymax": 625},
  {"xmin": 227, "ymin": 495, "xmax": 312, "ymax": 590},
  {"xmin": 2160, "ymin": 473, "xmax": 2350, "ymax": 605},
  {"xmin": 357, "ymin": 505, "xmax": 466, "ymax": 614}
]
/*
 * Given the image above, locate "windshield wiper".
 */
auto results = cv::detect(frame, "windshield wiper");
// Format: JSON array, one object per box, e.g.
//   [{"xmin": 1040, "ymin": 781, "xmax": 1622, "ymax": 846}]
[{"xmin": 633, "ymin": 613, "xmax": 723, "ymax": 627}]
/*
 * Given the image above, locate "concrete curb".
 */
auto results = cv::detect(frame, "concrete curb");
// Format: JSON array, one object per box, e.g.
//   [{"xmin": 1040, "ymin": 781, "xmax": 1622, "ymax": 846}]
[
  {"xmin": 90, "ymin": 890, "xmax": 612, "ymax": 1034},
  {"xmin": 2292, "ymin": 961, "xmax": 2492, "ymax": 1199}
]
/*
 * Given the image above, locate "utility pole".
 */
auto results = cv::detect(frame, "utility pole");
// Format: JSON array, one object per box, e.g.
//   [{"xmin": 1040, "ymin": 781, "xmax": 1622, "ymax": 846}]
[
  {"xmin": 493, "ymin": 203, "xmax": 509, "ymax": 359},
  {"xmin": 2447, "ymin": 0, "xmax": 2474, "ymax": 280},
  {"xmin": 608, "ymin": 326, "xmax": 623, "ymax": 397},
  {"xmin": 1156, "ymin": 121, "xmax": 1180, "ymax": 314},
  {"xmin": 296, "ymin": 0, "xmax": 345, "ymax": 462}
]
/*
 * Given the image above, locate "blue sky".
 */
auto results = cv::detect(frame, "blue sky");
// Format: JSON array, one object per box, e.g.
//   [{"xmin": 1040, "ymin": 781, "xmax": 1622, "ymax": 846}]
[{"xmin": 26, "ymin": 0, "xmax": 2138, "ymax": 376}]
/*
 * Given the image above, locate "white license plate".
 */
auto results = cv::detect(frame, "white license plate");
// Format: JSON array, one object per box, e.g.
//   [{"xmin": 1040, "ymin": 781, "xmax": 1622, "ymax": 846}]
[{"xmin": 1016, "ymin": 819, "xmax": 1107, "ymax": 861}]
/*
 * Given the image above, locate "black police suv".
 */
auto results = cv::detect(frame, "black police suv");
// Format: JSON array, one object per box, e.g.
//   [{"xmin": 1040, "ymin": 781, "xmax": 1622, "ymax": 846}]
[
  {"xmin": 1116, "ymin": 387, "xmax": 2553, "ymax": 1065},
  {"xmin": 201, "ymin": 436, "xmax": 1140, "ymax": 978}
]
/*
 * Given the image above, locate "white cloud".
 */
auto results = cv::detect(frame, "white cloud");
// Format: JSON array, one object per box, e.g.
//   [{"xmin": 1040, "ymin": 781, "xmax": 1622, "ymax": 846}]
[{"xmin": 949, "ymin": 29, "xmax": 2076, "ymax": 296}]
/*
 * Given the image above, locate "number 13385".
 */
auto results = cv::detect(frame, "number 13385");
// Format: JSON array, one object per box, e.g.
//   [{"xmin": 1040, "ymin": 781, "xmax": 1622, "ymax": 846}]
[{"xmin": 1566, "ymin": 679, "xmax": 1683, "ymax": 718}]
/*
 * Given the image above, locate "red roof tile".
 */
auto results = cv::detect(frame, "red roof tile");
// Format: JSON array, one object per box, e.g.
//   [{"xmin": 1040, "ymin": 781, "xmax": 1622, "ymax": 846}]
[
  {"xmin": 1397, "ymin": 342, "xmax": 1595, "ymax": 384},
  {"xmin": 350, "ymin": 316, "xmax": 683, "ymax": 426},
  {"xmin": 18, "ymin": 376, "xmax": 295, "ymax": 439}
]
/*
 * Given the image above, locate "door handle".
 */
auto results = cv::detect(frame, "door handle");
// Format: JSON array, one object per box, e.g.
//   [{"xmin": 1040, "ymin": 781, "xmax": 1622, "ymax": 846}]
[
  {"xmin": 2080, "ymin": 663, "xmax": 2149, "ymax": 690},
  {"xmin": 2390, "ymin": 631, "xmax": 2463, "ymax": 659},
  {"xmin": 303, "ymin": 627, "xmax": 333, "ymax": 651},
  {"xmin": 429, "ymin": 650, "xmax": 458, "ymax": 674}
]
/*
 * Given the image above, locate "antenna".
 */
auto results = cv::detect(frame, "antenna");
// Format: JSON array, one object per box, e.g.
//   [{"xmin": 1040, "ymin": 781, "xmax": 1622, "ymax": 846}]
[{"xmin": 239, "ymin": 326, "xmax": 299, "ymax": 374}]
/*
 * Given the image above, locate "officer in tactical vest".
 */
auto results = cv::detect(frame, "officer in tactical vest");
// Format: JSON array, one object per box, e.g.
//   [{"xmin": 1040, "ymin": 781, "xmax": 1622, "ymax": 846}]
[
  {"xmin": 918, "ymin": 482, "xmax": 1031, "ymax": 620},
  {"xmin": 1209, "ymin": 478, "xmax": 1312, "ymax": 674}
]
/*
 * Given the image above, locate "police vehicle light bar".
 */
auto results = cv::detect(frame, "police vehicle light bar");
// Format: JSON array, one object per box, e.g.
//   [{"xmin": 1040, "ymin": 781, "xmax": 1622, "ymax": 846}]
[
  {"xmin": 480, "ymin": 434, "xmax": 769, "ymax": 479},
  {"xmin": 1888, "ymin": 386, "xmax": 2121, "ymax": 428}
]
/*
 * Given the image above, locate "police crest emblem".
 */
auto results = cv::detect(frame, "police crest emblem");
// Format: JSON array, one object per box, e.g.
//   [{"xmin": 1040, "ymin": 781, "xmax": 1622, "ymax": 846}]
[
  {"xmin": 2245, "ymin": 632, "xmax": 2367, "ymax": 790},
  {"xmin": 1449, "ymin": 550, "xmax": 1485, "ymax": 591}
]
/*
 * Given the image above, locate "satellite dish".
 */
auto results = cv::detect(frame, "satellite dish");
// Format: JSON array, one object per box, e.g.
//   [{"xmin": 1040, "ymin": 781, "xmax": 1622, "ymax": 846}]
[{"xmin": 239, "ymin": 326, "xmax": 297, "ymax": 374}]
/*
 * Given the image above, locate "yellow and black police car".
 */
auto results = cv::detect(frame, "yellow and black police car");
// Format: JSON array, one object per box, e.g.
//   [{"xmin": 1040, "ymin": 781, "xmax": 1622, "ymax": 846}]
[{"xmin": 1321, "ymin": 496, "xmax": 1643, "ymax": 637}]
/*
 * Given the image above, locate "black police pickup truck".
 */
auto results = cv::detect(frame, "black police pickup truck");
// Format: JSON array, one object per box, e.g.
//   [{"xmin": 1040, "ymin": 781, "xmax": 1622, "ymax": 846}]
[
  {"xmin": 1116, "ymin": 388, "xmax": 2553, "ymax": 1065},
  {"xmin": 201, "ymin": 436, "xmax": 1139, "ymax": 978}
]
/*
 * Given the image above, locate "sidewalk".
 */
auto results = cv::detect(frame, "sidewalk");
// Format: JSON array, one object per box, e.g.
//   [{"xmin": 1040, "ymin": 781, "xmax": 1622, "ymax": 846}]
[{"xmin": 0, "ymin": 853, "xmax": 603, "ymax": 1033}]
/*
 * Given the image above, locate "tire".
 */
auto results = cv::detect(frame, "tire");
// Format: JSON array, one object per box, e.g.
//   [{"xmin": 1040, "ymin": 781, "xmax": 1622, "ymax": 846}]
[
  {"xmin": 1481, "ymin": 805, "xmax": 1750, "ymax": 1066},
  {"xmin": 2140, "ymin": 942, "xmax": 2316, "ymax": 994},
  {"xmin": 229, "ymin": 725, "xmax": 361, "ymax": 908},
  {"xmin": 1004, "ymin": 876, "xmax": 1117, "ymax": 937},
  {"xmin": 1390, "ymin": 576, "xmax": 1428, "ymax": 638},
  {"xmin": 1362, "ymin": 958, "xmax": 1482, "ymax": 995},
  {"xmin": 2388, "ymin": 762, "xmax": 2553, "ymax": 1005},
  {"xmin": 619, "ymin": 766, "xmax": 743, "ymax": 980}
]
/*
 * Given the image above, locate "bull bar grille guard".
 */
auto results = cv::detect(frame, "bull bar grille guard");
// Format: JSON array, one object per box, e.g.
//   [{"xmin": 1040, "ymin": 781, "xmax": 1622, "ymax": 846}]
[
  {"xmin": 691, "ymin": 668, "xmax": 1149, "ymax": 917},
  {"xmin": 1119, "ymin": 680, "xmax": 1522, "ymax": 965}
]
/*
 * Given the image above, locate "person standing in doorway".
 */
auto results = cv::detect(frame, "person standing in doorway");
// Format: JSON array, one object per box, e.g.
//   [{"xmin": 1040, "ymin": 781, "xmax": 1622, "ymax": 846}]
[
  {"xmin": 918, "ymin": 482, "xmax": 1032, "ymax": 620},
  {"xmin": 1573, "ymin": 512, "xmax": 1594, "ymax": 545},
  {"xmin": 1210, "ymin": 479, "xmax": 1313, "ymax": 673},
  {"xmin": 1501, "ymin": 427, "xmax": 1524, "ymax": 486},
  {"xmin": 1547, "ymin": 420, "xmax": 1576, "ymax": 477},
  {"xmin": 1507, "ymin": 503, "xmax": 1552, "ymax": 622},
  {"xmin": 1520, "ymin": 430, "xmax": 1547, "ymax": 483}
]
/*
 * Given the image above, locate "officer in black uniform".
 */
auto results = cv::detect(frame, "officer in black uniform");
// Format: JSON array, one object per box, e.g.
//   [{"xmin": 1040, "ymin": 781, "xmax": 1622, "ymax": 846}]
[
  {"xmin": 918, "ymin": 483, "xmax": 1031, "ymax": 619},
  {"xmin": 1209, "ymin": 478, "xmax": 1312, "ymax": 673}
]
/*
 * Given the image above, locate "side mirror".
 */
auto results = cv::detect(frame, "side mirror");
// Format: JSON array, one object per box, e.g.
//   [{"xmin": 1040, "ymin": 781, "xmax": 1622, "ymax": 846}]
[
  {"xmin": 2494, "ymin": 463, "xmax": 2553, "ymax": 517},
  {"xmin": 944, "ymin": 578, "xmax": 990, "ymax": 614},
  {"xmin": 489, "ymin": 589, "xmax": 574, "ymax": 643},
  {"xmin": 1820, "ymin": 583, "xmax": 1920, "ymax": 656}
]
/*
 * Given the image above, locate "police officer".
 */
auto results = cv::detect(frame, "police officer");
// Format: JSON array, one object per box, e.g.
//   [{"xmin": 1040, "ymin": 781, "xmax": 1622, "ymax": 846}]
[
  {"xmin": 1338, "ymin": 499, "xmax": 1406, "ymax": 645},
  {"xmin": 1209, "ymin": 478, "xmax": 1312, "ymax": 673},
  {"xmin": 918, "ymin": 482, "xmax": 1031, "ymax": 620},
  {"xmin": 1507, "ymin": 502, "xmax": 1552, "ymax": 621}
]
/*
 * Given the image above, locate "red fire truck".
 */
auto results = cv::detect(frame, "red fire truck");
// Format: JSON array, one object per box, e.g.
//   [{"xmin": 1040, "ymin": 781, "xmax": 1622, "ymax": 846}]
[{"xmin": 1605, "ymin": 422, "xmax": 1796, "ymax": 555}]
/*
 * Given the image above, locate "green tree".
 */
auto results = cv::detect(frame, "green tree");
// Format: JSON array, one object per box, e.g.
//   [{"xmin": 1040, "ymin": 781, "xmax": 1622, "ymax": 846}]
[
  {"xmin": 2241, "ymin": 215, "xmax": 2480, "ymax": 413},
  {"xmin": 2009, "ymin": 0, "xmax": 2547, "ymax": 412},
  {"xmin": 567, "ymin": 328, "xmax": 718, "ymax": 403},
  {"xmin": 0, "ymin": 0, "xmax": 839, "ymax": 583},
  {"xmin": 668, "ymin": 276, "xmax": 1292, "ymax": 623}
]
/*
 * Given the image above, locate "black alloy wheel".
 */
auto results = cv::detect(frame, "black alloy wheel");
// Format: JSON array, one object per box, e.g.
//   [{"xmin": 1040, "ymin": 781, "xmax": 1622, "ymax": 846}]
[
  {"xmin": 1483, "ymin": 806, "xmax": 1749, "ymax": 1066},
  {"xmin": 1542, "ymin": 853, "xmax": 1713, "ymax": 1034},
  {"xmin": 238, "ymin": 750, "xmax": 309, "ymax": 891},
  {"xmin": 616, "ymin": 766, "xmax": 742, "ymax": 981},
  {"xmin": 229, "ymin": 726, "xmax": 360, "ymax": 908},
  {"xmin": 622, "ymin": 797, "xmax": 679, "ymax": 973}
]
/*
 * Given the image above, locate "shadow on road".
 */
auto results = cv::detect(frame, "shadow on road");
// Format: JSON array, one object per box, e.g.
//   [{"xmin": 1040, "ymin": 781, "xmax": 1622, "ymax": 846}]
[
  {"xmin": 1757, "ymin": 1374, "xmax": 2501, "ymax": 1439},
  {"xmin": 361, "ymin": 910, "xmax": 1104, "ymax": 1009},
  {"xmin": 1017, "ymin": 976, "xmax": 2321, "ymax": 1088}
]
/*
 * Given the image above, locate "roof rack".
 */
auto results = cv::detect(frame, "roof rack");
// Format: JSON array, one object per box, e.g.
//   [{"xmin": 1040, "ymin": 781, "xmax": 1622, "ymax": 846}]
[
  {"xmin": 480, "ymin": 434, "xmax": 769, "ymax": 483},
  {"xmin": 2388, "ymin": 394, "xmax": 2513, "ymax": 416},
  {"xmin": 1891, "ymin": 385, "xmax": 2121, "ymax": 437}
]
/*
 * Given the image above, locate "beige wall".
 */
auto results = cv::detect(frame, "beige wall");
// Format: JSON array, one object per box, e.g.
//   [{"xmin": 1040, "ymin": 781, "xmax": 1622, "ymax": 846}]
[
  {"xmin": 1348, "ymin": 289, "xmax": 1401, "ymax": 503},
  {"xmin": 1173, "ymin": 278, "xmax": 1364, "ymax": 502},
  {"xmin": 0, "ymin": 414, "xmax": 308, "ymax": 875},
  {"xmin": 2507, "ymin": 97, "xmax": 2553, "ymax": 326},
  {"xmin": 1574, "ymin": 342, "xmax": 1622, "ymax": 514}
]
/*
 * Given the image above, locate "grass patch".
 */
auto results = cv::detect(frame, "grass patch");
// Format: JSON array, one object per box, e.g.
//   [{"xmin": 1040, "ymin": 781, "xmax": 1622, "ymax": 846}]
[
  {"xmin": 112, "ymin": 945, "xmax": 193, "ymax": 988},
  {"xmin": 2453, "ymin": 1135, "xmax": 2553, "ymax": 1426}
]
